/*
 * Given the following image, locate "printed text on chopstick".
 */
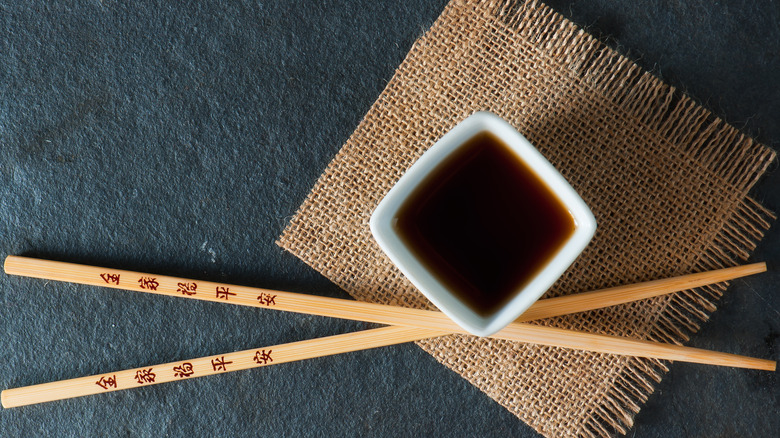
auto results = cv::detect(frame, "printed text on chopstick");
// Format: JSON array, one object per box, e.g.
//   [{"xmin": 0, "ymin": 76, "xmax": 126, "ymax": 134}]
[{"xmin": 94, "ymin": 273, "xmax": 279, "ymax": 307}]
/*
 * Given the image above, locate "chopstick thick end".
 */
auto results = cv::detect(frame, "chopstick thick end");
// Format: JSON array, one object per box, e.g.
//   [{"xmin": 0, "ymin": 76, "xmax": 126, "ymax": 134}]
[
  {"xmin": 4, "ymin": 255, "xmax": 19, "ymax": 275},
  {"xmin": 1, "ymin": 389, "xmax": 16, "ymax": 409}
]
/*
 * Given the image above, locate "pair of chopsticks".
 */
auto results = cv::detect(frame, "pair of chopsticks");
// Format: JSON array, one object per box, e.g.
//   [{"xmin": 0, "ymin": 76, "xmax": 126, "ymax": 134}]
[{"xmin": 1, "ymin": 255, "xmax": 774, "ymax": 408}]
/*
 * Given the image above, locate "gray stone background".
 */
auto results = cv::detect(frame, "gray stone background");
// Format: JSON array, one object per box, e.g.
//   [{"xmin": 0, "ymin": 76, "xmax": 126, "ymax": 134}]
[{"xmin": 1, "ymin": 1, "xmax": 777, "ymax": 436}]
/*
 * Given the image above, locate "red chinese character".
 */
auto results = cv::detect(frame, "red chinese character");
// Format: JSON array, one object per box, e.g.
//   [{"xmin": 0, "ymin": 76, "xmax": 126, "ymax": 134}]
[
  {"xmin": 253, "ymin": 350, "xmax": 273, "ymax": 365},
  {"xmin": 215, "ymin": 286, "xmax": 236, "ymax": 300},
  {"xmin": 134, "ymin": 368, "xmax": 156, "ymax": 384},
  {"xmin": 173, "ymin": 362, "xmax": 195, "ymax": 378},
  {"xmin": 177, "ymin": 282, "xmax": 197, "ymax": 296},
  {"xmin": 211, "ymin": 356, "xmax": 233, "ymax": 371},
  {"xmin": 96, "ymin": 375, "xmax": 117, "ymax": 390},
  {"xmin": 138, "ymin": 277, "xmax": 159, "ymax": 291},
  {"xmin": 100, "ymin": 273, "xmax": 120, "ymax": 285},
  {"xmin": 257, "ymin": 293, "xmax": 277, "ymax": 306}
]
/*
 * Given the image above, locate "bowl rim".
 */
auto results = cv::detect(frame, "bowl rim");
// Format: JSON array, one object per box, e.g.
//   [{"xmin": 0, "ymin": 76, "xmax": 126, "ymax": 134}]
[{"xmin": 370, "ymin": 111, "xmax": 596, "ymax": 336}]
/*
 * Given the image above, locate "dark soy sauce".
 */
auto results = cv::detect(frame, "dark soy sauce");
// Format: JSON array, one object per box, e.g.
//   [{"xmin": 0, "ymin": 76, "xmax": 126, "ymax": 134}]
[{"xmin": 394, "ymin": 131, "xmax": 575, "ymax": 317}]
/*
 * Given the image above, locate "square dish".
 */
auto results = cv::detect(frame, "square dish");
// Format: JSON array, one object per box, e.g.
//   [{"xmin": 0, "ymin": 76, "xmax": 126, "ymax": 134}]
[{"xmin": 370, "ymin": 111, "xmax": 596, "ymax": 336}]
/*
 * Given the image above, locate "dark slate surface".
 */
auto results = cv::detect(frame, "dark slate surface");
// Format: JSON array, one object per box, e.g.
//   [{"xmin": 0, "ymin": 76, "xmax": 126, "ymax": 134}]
[{"xmin": 1, "ymin": 1, "xmax": 777, "ymax": 436}]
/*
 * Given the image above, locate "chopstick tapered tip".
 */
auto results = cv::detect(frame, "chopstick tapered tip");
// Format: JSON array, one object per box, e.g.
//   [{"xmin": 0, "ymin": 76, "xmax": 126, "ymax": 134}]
[
  {"xmin": 743, "ymin": 357, "xmax": 775, "ymax": 371},
  {"xmin": 751, "ymin": 261, "xmax": 767, "ymax": 274}
]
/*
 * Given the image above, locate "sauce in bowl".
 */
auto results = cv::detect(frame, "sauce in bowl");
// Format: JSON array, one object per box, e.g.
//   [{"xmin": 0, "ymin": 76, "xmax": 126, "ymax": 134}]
[{"xmin": 394, "ymin": 131, "xmax": 575, "ymax": 317}]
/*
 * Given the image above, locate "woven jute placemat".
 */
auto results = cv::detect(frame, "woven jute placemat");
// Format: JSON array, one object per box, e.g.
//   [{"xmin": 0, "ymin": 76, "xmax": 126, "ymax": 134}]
[{"xmin": 277, "ymin": 0, "xmax": 775, "ymax": 436}]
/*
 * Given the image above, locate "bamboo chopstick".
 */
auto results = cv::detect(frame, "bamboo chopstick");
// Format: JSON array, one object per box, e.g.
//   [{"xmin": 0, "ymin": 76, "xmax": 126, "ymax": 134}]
[
  {"xmin": 2, "ymin": 256, "xmax": 774, "ymax": 407},
  {"xmin": 3, "ymin": 319, "xmax": 775, "ymax": 408},
  {"xmin": 2, "ymin": 326, "xmax": 446, "ymax": 408},
  {"xmin": 3, "ymin": 255, "xmax": 768, "ymax": 337}
]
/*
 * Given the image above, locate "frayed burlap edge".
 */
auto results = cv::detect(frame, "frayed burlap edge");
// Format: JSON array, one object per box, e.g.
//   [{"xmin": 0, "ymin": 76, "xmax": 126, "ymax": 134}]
[
  {"xmin": 277, "ymin": 1, "xmax": 775, "ymax": 436},
  {"xmin": 492, "ymin": 2, "xmax": 775, "ymax": 434}
]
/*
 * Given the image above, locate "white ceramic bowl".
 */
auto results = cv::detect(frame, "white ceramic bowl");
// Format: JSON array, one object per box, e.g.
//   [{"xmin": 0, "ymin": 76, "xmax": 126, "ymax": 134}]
[{"xmin": 370, "ymin": 111, "xmax": 596, "ymax": 336}]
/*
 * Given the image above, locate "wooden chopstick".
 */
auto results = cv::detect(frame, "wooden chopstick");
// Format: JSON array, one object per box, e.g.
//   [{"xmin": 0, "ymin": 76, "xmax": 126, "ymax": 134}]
[
  {"xmin": 2, "ymin": 326, "xmax": 446, "ymax": 408},
  {"xmin": 5, "ymin": 320, "xmax": 774, "ymax": 409},
  {"xmin": 2, "ymin": 256, "xmax": 774, "ymax": 407},
  {"xmin": 3, "ymin": 255, "xmax": 768, "ymax": 336}
]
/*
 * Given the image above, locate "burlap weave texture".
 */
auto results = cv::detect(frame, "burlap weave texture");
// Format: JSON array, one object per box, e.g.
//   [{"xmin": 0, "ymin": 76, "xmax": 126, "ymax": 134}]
[{"xmin": 278, "ymin": 1, "xmax": 775, "ymax": 436}]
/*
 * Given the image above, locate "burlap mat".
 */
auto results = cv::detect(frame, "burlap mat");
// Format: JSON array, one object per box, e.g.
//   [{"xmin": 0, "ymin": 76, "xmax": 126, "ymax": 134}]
[{"xmin": 277, "ymin": 0, "xmax": 776, "ymax": 436}]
